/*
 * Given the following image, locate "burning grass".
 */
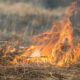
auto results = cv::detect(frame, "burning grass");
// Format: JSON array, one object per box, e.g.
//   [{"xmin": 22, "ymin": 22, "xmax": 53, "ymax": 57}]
[
  {"xmin": 0, "ymin": 2, "xmax": 79, "ymax": 67},
  {"xmin": 0, "ymin": 1, "xmax": 80, "ymax": 80}
]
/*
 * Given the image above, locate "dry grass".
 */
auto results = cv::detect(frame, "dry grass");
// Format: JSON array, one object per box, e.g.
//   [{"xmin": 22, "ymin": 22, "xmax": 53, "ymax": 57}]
[
  {"xmin": 0, "ymin": 2, "xmax": 79, "ymax": 43},
  {"xmin": 0, "ymin": 1, "xmax": 79, "ymax": 80},
  {"xmin": 0, "ymin": 2, "xmax": 67, "ymax": 44},
  {"xmin": 0, "ymin": 63, "xmax": 80, "ymax": 80}
]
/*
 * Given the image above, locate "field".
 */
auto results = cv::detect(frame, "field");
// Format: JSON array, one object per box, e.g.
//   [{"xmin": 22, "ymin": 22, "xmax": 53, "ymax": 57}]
[{"xmin": 0, "ymin": 0, "xmax": 80, "ymax": 80}]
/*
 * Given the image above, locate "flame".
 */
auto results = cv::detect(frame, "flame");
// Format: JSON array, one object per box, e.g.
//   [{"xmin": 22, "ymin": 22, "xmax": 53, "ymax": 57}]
[{"xmin": 1, "ymin": 2, "xmax": 80, "ymax": 67}]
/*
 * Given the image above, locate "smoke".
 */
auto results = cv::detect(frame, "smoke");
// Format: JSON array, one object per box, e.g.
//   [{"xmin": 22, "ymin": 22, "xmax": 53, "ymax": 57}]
[
  {"xmin": 25, "ymin": 0, "xmax": 76, "ymax": 8},
  {"xmin": 0, "ymin": 0, "xmax": 79, "ymax": 45},
  {"xmin": 0, "ymin": 0, "xmax": 78, "ymax": 8}
]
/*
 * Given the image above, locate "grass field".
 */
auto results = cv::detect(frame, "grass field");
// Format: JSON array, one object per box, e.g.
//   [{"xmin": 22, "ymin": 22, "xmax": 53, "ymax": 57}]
[{"xmin": 0, "ymin": 0, "xmax": 80, "ymax": 80}]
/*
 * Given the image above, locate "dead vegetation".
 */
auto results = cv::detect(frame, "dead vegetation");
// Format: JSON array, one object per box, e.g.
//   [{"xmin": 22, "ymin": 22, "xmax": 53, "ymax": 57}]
[
  {"xmin": 0, "ymin": 41, "xmax": 79, "ymax": 80},
  {"xmin": 0, "ymin": 1, "xmax": 79, "ymax": 44},
  {"xmin": 0, "ymin": 1, "xmax": 67, "ymax": 45},
  {"xmin": 0, "ymin": 1, "xmax": 80, "ymax": 80},
  {"xmin": 0, "ymin": 63, "xmax": 80, "ymax": 80}
]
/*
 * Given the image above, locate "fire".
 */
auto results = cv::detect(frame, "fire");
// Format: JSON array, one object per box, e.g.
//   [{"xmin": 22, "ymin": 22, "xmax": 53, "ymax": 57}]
[{"xmin": 1, "ymin": 2, "xmax": 80, "ymax": 67}]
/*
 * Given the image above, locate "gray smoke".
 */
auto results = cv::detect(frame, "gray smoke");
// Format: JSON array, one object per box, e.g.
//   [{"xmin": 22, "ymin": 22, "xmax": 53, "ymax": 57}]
[{"xmin": 0, "ymin": 0, "xmax": 79, "ymax": 45}]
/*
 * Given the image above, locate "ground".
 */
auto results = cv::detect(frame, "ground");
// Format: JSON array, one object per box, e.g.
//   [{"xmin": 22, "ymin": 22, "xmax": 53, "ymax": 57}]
[{"xmin": 0, "ymin": 63, "xmax": 80, "ymax": 80}]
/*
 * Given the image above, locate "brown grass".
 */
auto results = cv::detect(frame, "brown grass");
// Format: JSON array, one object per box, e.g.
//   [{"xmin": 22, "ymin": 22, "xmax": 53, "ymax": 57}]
[{"xmin": 0, "ymin": 63, "xmax": 80, "ymax": 80}]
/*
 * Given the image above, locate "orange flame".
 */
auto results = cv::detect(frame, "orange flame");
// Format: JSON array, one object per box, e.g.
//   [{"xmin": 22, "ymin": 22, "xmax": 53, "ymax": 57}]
[{"xmin": 1, "ymin": 2, "xmax": 80, "ymax": 67}]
